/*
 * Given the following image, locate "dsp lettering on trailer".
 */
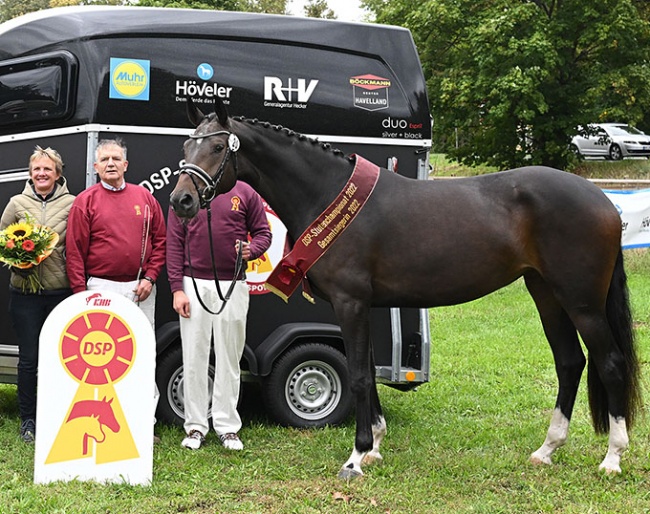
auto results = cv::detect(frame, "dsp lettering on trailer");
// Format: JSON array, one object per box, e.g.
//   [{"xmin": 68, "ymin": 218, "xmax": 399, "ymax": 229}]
[
  {"xmin": 109, "ymin": 58, "xmax": 150, "ymax": 101},
  {"xmin": 349, "ymin": 74, "xmax": 391, "ymax": 112}
]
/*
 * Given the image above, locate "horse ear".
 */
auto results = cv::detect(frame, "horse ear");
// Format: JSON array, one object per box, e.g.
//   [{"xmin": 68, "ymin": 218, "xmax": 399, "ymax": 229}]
[
  {"xmin": 214, "ymin": 97, "xmax": 230, "ymax": 128},
  {"xmin": 186, "ymin": 97, "xmax": 205, "ymax": 127}
]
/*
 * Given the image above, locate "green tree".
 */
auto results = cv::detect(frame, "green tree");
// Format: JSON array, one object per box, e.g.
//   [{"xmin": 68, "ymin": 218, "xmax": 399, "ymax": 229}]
[
  {"xmin": 1, "ymin": 0, "xmax": 49, "ymax": 22},
  {"xmin": 0, "ymin": 0, "xmax": 287, "ymax": 22},
  {"xmin": 1, "ymin": 0, "xmax": 134, "ymax": 22},
  {"xmin": 136, "ymin": 0, "xmax": 239, "ymax": 9},
  {"xmin": 365, "ymin": 0, "xmax": 650, "ymax": 170},
  {"xmin": 304, "ymin": 0, "xmax": 336, "ymax": 19},
  {"xmin": 136, "ymin": 0, "xmax": 286, "ymax": 13}
]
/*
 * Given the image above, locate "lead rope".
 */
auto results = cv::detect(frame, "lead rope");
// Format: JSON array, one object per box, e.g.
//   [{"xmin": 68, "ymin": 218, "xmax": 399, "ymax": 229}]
[{"xmin": 186, "ymin": 201, "xmax": 245, "ymax": 315}]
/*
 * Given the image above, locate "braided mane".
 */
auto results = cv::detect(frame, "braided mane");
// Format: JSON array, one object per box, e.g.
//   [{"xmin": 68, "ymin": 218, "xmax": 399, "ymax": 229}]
[{"xmin": 232, "ymin": 116, "xmax": 353, "ymax": 162}]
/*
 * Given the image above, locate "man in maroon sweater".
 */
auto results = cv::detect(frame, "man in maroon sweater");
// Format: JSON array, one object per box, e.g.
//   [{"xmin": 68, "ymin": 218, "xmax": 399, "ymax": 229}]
[
  {"xmin": 166, "ymin": 181, "xmax": 271, "ymax": 451},
  {"xmin": 66, "ymin": 138, "xmax": 166, "ymax": 326}
]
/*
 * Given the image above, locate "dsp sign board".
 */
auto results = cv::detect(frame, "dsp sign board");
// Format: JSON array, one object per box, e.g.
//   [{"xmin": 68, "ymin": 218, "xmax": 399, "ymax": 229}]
[{"xmin": 34, "ymin": 290, "xmax": 155, "ymax": 485}]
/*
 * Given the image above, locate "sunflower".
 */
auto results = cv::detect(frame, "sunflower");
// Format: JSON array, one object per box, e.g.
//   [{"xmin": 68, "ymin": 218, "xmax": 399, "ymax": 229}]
[{"xmin": 5, "ymin": 221, "xmax": 32, "ymax": 241}]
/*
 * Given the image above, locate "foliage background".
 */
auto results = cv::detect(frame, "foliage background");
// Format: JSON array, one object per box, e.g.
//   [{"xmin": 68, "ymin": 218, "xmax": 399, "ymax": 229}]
[
  {"xmin": 4, "ymin": 0, "xmax": 650, "ymax": 171},
  {"xmin": 364, "ymin": 0, "xmax": 650, "ymax": 170}
]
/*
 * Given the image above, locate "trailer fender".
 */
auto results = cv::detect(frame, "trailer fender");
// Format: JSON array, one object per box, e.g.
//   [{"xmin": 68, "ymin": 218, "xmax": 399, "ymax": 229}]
[{"xmin": 255, "ymin": 322, "xmax": 343, "ymax": 377}]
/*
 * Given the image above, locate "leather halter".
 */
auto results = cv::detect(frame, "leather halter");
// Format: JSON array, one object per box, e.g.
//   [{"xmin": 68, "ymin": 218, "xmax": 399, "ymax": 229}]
[{"xmin": 177, "ymin": 129, "xmax": 239, "ymax": 208}]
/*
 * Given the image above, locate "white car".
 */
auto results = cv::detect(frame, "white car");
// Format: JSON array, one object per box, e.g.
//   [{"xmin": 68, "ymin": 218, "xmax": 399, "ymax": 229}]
[{"xmin": 571, "ymin": 123, "xmax": 650, "ymax": 160}]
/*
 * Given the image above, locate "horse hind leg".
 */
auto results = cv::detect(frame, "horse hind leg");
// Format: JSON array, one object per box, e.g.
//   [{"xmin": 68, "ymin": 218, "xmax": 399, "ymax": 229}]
[
  {"xmin": 525, "ymin": 274, "xmax": 586, "ymax": 466},
  {"xmin": 535, "ymin": 250, "xmax": 640, "ymax": 474},
  {"xmin": 572, "ymin": 313, "xmax": 637, "ymax": 474}
]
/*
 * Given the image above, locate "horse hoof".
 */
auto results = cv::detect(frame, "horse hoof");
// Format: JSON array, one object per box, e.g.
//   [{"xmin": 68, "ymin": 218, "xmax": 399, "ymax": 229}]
[
  {"xmin": 599, "ymin": 463, "xmax": 622, "ymax": 475},
  {"xmin": 362, "ymin": 451, "xmax": 383, "ymax": 466},
  {"xmin": 529, "ymin": 453, "xmax": 551, "ymax": 466},
  {"xmin": 337, "ymin": 467, "xmax": 363, "ymax": 480}
]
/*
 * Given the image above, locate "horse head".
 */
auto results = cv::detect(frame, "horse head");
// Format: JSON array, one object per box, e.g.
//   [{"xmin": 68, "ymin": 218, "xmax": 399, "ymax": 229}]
[{"xmin": 169, "ymin": 98, "xmax": 240, "ymax": 219}]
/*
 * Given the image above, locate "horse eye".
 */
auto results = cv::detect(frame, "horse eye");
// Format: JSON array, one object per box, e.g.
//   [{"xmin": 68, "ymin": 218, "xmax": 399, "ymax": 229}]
[{"xmin": 214, "ymin": 144, "xmax": 225, "ymax": 153}]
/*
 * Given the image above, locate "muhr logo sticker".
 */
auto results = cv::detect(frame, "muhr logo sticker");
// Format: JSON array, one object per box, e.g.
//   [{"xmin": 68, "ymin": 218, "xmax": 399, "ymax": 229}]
[
  {"xmin": 350, "ymin": 74, "xmax": 391, "ymax": 111},
  {"xmin": 110, "ymin": 58, "xmax": 150, "ymax": 101}
]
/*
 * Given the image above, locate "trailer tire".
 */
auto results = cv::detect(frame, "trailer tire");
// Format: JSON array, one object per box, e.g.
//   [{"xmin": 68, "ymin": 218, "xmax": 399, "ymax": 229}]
[
  {"xmin": 155, "ymin": 343, "xmax": 217, "ymax": 426},
  {"xmin": 263, "ymin": 342, "xmax": 351, "ymax": 428}
]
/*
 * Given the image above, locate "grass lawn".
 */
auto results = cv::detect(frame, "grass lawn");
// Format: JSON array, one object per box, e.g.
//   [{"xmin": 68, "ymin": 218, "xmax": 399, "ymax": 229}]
[{"xmin": 1, "ymin": 251, "xmax": 650, "ymax": 512}]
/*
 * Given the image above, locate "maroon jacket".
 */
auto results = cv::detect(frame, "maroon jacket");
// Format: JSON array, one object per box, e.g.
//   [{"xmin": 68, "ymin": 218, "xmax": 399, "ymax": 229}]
[{"xmin": 166, "ymin": 181, "xmax": 272, "ymax": 293}]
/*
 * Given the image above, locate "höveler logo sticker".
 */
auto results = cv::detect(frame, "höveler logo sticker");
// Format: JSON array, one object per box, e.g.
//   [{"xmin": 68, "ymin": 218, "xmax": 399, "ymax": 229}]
[{"xmin": 350, "ymin": 74, "xmax": 391, "ymax": 111}]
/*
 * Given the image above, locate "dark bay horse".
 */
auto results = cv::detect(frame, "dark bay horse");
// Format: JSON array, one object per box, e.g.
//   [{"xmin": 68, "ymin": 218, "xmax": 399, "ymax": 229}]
[{"xmin": 169, "ymin": 100, "xmax": 640, "ymax": 478}]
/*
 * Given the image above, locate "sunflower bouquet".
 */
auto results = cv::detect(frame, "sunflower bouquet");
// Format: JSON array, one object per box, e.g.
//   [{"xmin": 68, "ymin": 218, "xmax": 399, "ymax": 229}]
[{"xmin": 0, "ymin": 213, "xmax": 59, "ymax": 293}]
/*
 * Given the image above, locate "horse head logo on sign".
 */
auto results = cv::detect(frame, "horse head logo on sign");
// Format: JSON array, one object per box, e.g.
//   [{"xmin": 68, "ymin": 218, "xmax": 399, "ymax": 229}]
[{"xmin": 66, "ymin": 397, "xmax": 120, "ymax": 456}]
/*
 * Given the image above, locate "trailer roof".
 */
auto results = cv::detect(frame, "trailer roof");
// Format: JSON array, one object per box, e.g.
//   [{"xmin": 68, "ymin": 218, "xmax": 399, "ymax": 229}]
[{"xmin": 0, "ymin": 6, "xmax": 413, "ymax": 60}]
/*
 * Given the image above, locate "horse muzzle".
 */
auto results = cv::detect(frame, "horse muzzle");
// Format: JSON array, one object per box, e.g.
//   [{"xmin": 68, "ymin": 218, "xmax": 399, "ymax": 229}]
[{"xmin": 169, "ymin": 189, "xmax": 201, "ymax": 219}]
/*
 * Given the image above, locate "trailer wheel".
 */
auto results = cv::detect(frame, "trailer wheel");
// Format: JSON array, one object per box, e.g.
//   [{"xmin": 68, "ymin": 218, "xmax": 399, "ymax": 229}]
[
  {"xmin": 155, "ymin": 343, "xmax": 216, "ymax": 426},
  {"xmin": 263, "ymin": 343, "xmax": 351, "ymax": 428}
]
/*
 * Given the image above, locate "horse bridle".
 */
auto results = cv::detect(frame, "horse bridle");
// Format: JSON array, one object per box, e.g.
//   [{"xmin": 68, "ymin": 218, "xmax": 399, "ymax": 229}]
[
  {"xmin": 178, "ymin": 129, "xmax": 240, "ymax": 208},
  {"xmin": 177, "ymin": 128, "xmax": 245, "ymax": 315}
]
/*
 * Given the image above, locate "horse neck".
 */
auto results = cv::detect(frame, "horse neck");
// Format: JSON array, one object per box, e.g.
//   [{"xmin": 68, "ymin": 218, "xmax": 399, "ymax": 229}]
[{"xmin": 235, "ymin": 121, "xmax": 353, "ymax": 237}]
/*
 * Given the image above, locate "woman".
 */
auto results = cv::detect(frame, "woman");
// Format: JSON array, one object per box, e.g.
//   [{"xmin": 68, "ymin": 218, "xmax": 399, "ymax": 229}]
[{"xmin": 0, "ymin": 146, "xmax": 75, "ymax": 443}]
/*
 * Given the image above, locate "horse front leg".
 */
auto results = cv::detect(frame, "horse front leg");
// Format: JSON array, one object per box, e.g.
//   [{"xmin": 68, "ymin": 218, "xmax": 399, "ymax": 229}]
[
  {"xmin": 362, "ymin": 380, "xmax": 386, "ymax": 466},
  {"xmin": 333, "ymin": 298, "xmax": 381, "ymax": 479}
]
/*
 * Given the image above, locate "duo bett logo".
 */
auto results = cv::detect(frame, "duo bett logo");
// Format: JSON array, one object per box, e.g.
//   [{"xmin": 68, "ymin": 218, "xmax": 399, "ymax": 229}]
[{"xmin": 110, "ymin": 58, "xmax": 150, "ymax": 101}]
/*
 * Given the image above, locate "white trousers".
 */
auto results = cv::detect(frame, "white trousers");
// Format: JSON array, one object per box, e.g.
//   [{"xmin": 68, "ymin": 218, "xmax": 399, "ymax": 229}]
[
  {"xmin": 86, "ymin": 276, "xmax": 160, "ymax": 418},
  {"xmin": 180, "ymin": 276, "xmax": 249, "ymax": 437},
  {"xmin": 86, "ymin": 276, "xmax": 156, "ymax": 328}
]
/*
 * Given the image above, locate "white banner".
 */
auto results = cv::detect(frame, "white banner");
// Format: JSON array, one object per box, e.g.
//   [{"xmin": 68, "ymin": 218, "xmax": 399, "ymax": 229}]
[
  {"xmin": 603, "ymin": 189, "xmax": 650, "ymax": 249},
  {"xmin": 34, "ymin": 290, "xmax": 155, "ymax": 486}
]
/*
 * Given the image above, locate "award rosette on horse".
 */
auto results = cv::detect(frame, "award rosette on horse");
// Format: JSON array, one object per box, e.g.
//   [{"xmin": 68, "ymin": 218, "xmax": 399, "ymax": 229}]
[
  {"xmin": 33, "ymin": 290, "xmax": 155, "ymax": 486},
  {"xmin": 265, "ymin": 155, "xmax": 380, "ymax": 302}
]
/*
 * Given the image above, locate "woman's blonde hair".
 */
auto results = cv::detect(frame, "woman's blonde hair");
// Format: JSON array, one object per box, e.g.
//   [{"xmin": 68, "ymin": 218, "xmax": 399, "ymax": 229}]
[{"xmin": 29, "ymin": 146, "xmax": 63, "ymax": 175}]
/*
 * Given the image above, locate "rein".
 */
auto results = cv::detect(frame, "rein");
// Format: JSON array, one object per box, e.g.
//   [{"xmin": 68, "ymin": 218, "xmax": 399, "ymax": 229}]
[{"xmin": 178, "ymin": 128, "xmax": 244, "ymax": 315}]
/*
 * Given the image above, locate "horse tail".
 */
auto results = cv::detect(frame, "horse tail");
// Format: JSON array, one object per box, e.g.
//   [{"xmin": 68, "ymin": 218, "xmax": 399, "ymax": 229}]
[{"xmin": 588, "ymin": 248, "xmax": 641, "ymax": 434}]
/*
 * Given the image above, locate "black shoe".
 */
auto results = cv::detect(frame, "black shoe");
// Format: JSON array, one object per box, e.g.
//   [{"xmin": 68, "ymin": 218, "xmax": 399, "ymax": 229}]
[{"xmin": 20, "ymin": 419, "xmax": 35, "ymax": 443}]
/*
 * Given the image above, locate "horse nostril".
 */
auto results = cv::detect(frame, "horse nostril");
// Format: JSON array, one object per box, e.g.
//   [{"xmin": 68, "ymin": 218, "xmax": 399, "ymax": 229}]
[
  {"xmin": 170, "ymin": 191, "xmax": 198, "ymax": 218},
  {"xmin": 178, "ymin": 193, "xmax": 195, "ymax": 208}
]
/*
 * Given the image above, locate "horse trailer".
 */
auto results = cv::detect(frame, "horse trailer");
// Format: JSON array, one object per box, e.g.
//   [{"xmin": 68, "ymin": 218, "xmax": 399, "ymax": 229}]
[{"xmin": 0, "ymin": 6, "xmax": 433, "ymax": 427}]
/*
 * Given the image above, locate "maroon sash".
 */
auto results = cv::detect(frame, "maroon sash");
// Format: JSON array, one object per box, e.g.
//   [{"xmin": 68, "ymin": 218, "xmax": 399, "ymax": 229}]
[{"xmin": 265, "ymin": 155, "xmax": 380, "ymax": 302}]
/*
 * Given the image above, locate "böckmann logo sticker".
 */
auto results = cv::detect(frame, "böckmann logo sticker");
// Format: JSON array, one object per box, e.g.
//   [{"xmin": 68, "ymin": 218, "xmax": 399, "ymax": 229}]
[
  {"xmin": 110, "ymin": 58, "xmax": 150, "ymax": 101},
  {"xmin": 349, "ymin": 74, "xmax": 391, "ymax": 111}
]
